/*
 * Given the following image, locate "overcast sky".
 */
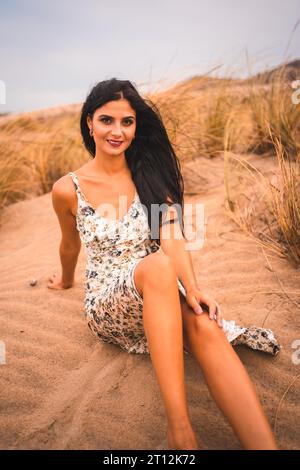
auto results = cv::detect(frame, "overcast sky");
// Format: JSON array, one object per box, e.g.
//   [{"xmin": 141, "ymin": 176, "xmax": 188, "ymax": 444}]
[{"xmin": 0, "ymin": 0, "xmax": 299, "ymax": 114}]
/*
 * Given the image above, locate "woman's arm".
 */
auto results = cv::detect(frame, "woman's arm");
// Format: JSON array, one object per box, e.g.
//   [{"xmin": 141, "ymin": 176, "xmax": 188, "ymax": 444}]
[
  {"xmin": 58, "ymin": 243, "xmax": 81, "ymax": 287},
  {"xmin": 159, "ymin": 199, "xmax": 223, "ymax": 323},
  {"xmin": 50, "ymin": 177, "xmax": 81, "ymax": 288},
  {"xmin": 159, "ymin": 201, "xmax": 199, "ymax": 293}
]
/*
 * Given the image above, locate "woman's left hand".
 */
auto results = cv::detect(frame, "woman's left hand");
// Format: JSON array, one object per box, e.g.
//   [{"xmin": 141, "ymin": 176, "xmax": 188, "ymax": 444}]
[{"xmin": 185, "ymin": 287, "xmax": 223, "ymax": 328}]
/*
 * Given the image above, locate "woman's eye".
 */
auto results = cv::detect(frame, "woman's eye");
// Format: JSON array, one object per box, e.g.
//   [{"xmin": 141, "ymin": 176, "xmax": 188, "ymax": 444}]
[{"xmin": 100, "ymin": 117, "xmax": 133, "ymax": 125}]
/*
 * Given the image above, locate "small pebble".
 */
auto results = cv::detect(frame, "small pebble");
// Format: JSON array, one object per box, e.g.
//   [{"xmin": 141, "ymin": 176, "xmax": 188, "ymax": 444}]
[{"xmin": 29, "ymin": 279, "xmax": 38, "ymax": 286}]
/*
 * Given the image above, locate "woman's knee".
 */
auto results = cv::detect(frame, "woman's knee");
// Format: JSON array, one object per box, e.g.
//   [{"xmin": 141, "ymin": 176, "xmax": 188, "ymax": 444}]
[
  {"xmin": 186, "ymin": 311, "xmax": 224, "ymax": 342},
  {"xmin": 143, "ymin": 250, "xmax": 176, "ymax": 286}
]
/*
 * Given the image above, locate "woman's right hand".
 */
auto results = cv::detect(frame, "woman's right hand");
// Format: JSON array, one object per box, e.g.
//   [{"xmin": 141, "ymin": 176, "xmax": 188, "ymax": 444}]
[{"xmin": 47, "ymin": 272, "xmax": 73, "ymax": 290}]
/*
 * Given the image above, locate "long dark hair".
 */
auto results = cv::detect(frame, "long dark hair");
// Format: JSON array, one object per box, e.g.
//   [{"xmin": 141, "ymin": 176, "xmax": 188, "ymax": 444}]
[{"xmin": 80, "ymin": 78, "xmax": 186, "ymax": 245}]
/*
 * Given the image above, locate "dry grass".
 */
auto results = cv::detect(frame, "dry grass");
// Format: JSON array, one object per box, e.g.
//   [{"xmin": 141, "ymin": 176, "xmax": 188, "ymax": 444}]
[
  {"xmin": 0, "ymin": 110, "xmax": 87, "ymax": 208},
  {"xmin": 0, "ymin": 63, "xmax": 299, "ymax": 267},
  {"xmin": 246, "ymin": 67, "xmax": 300, "ymax": 157},
  {"xmin": 223, "ymin": 129, "xmax": 300, "ymax": 267},
  {"xmin": 150, "ymin": 75, "xmax": 252, "ymax": 162}
]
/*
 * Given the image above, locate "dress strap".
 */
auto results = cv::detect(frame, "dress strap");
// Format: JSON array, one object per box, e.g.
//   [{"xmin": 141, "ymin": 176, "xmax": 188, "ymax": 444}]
[{"xmin": 68, "ymin": 172, "xmax": 86, "ymax": 206}]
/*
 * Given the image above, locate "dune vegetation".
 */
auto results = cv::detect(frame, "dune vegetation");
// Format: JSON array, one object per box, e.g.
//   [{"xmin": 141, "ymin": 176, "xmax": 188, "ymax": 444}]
[{"xmin": 0, "ymin": 61, "xmax": 299, "ymax": 266}]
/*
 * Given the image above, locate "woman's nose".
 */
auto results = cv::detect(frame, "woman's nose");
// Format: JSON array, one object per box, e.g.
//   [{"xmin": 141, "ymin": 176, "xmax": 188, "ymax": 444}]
[{"xmin": 111, "ymin": 124, "xmax": 122, "ymax": 135}]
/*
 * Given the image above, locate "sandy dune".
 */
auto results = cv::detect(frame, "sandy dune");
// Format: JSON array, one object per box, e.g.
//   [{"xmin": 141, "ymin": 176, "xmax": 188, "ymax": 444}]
[{"xmin": 0, "ymin": 153, "xmax": 299, "ymax": 450}]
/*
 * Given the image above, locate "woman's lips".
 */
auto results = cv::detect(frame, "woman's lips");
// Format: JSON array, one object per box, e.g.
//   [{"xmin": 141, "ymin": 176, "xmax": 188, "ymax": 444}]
[{"xmin": 107, "ymin": 139, "xmax": 123, "ymax": 147}]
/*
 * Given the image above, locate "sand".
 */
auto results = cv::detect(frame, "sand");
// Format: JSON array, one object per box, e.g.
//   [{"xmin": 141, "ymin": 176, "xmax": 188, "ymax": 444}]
[{"xmin": 0, "ymin": 153, "xmax": 299, "ymax": 450}]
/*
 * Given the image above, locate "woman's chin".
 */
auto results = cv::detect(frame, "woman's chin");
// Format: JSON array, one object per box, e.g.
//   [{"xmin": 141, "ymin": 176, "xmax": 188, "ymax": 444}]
[{"xmin": 103, "ymin": 148, "xmax": 125, "ymax": 156}]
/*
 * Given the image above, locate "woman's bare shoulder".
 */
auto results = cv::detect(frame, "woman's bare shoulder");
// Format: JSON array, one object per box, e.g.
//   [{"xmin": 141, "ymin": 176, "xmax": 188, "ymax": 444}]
[
  {"xmin": 52, "ymin": 173, "xmax": 74, "ymax": 195},
  {"xmin": 51, "ymin": 170, "xmax": 80, "ymax": 215},
  {"xmin": 51, "ymin": 164, "xmax": 91, "ymax": 214}
]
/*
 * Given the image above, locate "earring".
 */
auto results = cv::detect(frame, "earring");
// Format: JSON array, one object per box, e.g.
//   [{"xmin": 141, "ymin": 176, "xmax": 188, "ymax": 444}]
[{"xmin": 90, "ymin": 129, "xmax": 93, "ymax": 136}]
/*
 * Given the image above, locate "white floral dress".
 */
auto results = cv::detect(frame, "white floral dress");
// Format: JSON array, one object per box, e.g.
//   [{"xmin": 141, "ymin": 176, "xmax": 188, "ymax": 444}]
[{"xmin": 68, "ymin": 172, "xmax": 281, "ymax": 356}]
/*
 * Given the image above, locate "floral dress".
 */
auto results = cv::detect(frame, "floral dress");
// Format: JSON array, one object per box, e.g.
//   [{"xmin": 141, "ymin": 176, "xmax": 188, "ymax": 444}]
[{"xmin": 68, "ymin": 172, "xmax": 281, "ymax": 356}]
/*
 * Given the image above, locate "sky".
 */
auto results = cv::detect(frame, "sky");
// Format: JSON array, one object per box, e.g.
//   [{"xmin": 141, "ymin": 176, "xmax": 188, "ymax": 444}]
[{"xmin": 0, "ymin": 0, "xmax": 299, "ymax": 114}]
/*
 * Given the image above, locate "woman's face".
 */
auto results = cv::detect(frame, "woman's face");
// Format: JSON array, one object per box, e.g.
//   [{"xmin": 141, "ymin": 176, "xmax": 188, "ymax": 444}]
[{"xmin": 87, "ymin": 98, "xmax": 136, "ymax": 155}]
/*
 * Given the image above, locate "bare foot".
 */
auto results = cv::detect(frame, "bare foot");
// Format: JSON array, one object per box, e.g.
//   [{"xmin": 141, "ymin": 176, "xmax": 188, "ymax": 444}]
[{"xmin": 167, "ymin": 427, "xmax": 205, "ymax": 450}]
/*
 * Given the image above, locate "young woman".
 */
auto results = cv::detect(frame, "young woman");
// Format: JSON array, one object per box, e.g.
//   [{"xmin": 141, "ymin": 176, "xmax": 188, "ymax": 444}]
[{"xmin": 48, "ymin": 78, "xmax": 281, "ymax": 450}]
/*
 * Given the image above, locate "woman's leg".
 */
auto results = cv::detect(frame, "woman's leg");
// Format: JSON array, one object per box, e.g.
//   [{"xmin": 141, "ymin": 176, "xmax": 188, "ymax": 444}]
[
  {"xmin": 180, "ymin": 293, "xmax": 279, "ymax": 450},
  {"xmin": 134, "ymin": 250, "xmax": 201, "ymax": 449}
]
